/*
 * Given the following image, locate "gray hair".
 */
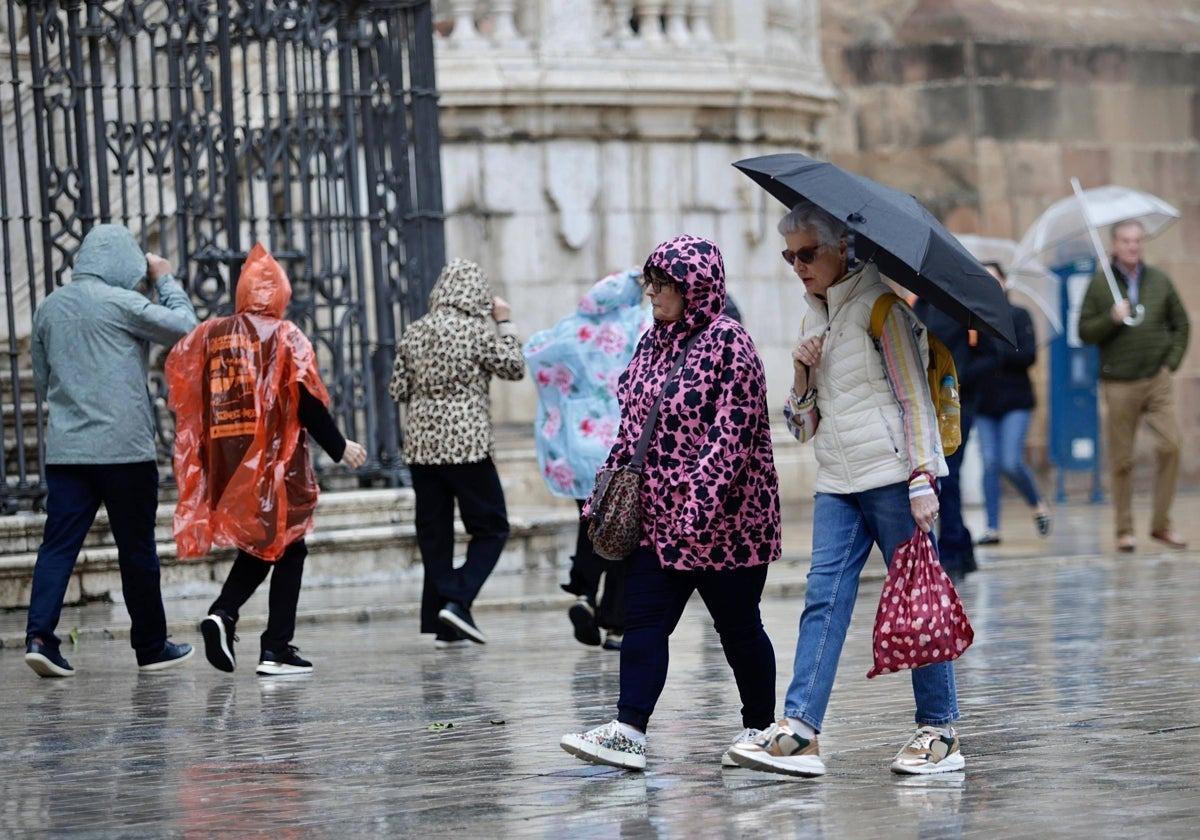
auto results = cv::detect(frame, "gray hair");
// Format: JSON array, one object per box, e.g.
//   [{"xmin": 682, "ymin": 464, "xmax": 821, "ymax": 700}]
[
  {"xmin": 777, "ymin": 199, "xmax": 848, "ymax": 248},
  {"xmin": 1110, "ymin": 219, "xmax": 1146, "ymax": 240}
]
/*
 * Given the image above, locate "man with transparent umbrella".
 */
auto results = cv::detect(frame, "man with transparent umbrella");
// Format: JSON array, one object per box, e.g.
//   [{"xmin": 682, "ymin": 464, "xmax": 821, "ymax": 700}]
[{"xmin": 1078, "ymin": 220, "xmax": 1190, "ymax": 553}]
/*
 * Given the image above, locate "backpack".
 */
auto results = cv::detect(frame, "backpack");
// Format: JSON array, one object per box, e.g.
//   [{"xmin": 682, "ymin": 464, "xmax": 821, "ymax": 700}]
[{"xmin": 868, "ymin": 293, "xmax": 962, "ymax": 458}]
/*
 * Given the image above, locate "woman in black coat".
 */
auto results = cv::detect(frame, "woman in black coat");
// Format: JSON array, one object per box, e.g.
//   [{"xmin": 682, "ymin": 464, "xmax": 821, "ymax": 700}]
[{"xmin": 974, "ymin": 263, "xmax": 1051, "ymax": 545}]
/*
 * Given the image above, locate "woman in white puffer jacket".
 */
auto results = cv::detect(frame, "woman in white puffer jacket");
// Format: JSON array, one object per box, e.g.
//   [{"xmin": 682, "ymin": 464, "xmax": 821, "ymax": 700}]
[{"xmin": 729, "ymin": 199, "xmax": 964, "ymax": 780}]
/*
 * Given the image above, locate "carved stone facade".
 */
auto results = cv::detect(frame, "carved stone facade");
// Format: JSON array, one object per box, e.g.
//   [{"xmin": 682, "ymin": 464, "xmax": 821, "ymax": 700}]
[{"xmin": 432, "ymin": 0, "xmax": 836, "ymax": 453}]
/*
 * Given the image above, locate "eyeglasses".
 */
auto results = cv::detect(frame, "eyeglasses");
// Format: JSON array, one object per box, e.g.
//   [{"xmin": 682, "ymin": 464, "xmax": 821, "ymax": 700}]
[
  {"xmin": 781, "ymin": 245, "xmax": 824, "ymax": 266},
  {"xmin": 642, "ymin": 276, "xmax": 674, "ymax": 294}
]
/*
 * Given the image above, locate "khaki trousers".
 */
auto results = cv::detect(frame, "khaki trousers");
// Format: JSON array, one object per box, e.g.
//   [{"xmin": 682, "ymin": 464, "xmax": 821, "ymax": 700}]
[{"xmin": 1101, "ymin": 367, "xmax": 1181, "ymax": 537}]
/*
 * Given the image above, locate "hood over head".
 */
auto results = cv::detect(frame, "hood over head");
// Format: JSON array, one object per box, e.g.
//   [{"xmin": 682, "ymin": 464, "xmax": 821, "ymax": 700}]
[
  {"xmin": 428, "ymin": 258, "xmax": 493, "ymax": 318},
  {"xmin": 642, "ymin": 235, "xmax": 726, "ymax": 338},
  {"xmin": 235, "ymin": 243, "xmax": 292, "ymax": 318},
  {"xmin": 578, "ymin": 269, "xmax": 644, "ymax": 317},
  {"xmin": 71, "ymin": 224, "xmax": 148, "ymax": 290}
]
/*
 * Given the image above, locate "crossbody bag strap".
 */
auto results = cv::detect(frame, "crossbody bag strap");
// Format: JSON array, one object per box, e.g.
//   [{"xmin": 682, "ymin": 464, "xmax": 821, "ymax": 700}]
[{"xmin": 628, "ymin": 327, "xmax": 707, "ymax": 471}]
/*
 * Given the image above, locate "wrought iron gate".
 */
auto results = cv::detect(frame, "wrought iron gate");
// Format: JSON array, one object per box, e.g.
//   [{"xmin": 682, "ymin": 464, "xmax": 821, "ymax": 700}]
[{"xmin": 1, "ymin": 0, "xmax": 445, "ymax": 512}]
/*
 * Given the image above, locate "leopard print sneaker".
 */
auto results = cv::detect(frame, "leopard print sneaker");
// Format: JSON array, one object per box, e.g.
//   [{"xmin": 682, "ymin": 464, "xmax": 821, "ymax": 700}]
[{"xmin": 560, "ymin": 720, "xmax": 647, "ymax": 771}]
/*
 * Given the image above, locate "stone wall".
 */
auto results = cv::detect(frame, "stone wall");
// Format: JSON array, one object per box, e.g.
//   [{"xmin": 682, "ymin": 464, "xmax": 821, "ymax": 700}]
[
  {"xmin": 819, "ymin": 0, "xmax": 1200, "ymax": 485},
  {"xmin": 434, "ymin": 0, "xmax": 836, "ymax": 504}
]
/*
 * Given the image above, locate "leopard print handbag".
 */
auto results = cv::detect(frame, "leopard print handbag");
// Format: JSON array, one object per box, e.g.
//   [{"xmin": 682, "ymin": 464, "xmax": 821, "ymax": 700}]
[{"xmin": 588, "ymin": 329, "xmax": 705, "ymax": 562}]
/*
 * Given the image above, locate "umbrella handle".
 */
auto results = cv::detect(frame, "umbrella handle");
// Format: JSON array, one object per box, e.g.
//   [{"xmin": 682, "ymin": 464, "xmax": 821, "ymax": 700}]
[{"xmin": 1070, "ymin": 178, "xmax": 1143, "ymax": 328}]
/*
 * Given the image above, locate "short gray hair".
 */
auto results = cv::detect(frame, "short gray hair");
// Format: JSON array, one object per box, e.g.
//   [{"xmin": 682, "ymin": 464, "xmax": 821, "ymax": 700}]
[
  {"xmin": 777, "ymin": 200, "xmax": 848, "ymax": 249},
  {"xmin": 1111, "ymin": 219, "xmax": 1146, "ymax": 240}
]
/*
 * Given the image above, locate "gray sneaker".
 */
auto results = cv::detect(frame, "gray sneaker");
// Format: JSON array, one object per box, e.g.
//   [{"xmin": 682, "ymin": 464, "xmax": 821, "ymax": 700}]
[{"xmin": 721, "ymin": 727, "xmax": 764, "ymax": 767}]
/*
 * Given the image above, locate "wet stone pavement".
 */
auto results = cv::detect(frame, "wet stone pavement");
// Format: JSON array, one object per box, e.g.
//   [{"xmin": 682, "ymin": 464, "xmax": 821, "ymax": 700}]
[{"xmin": 2, "ymin": 549, "xmax": 1199, "ymax": 839}]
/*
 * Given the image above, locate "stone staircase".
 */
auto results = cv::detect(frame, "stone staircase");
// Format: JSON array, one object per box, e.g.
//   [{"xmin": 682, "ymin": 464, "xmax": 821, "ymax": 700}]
[{"xmin": 0, "ymin": 480, "xmax": 580, "ymax": 611}]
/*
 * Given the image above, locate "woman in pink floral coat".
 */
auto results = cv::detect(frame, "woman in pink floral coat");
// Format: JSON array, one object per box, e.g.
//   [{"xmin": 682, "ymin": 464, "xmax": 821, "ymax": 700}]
[{"xmin": 560, "ymin": 235, "xmax": 782, "ymax": 772}]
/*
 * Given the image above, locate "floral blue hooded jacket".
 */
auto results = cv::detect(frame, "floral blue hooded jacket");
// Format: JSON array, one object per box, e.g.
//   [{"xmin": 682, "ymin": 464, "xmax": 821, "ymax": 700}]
[{"xmin": 523, "ymin": 270, "xmax": 651, "ymax": 499}]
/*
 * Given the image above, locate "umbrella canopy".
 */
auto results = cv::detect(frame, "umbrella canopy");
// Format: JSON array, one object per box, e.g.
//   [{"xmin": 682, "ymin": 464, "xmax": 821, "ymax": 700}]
[
  {"xmin": 954, "ymin": 234, "xmax": 1062, "ymax": 346},
  {"xmin": 1013, "ymin": 184, "xmax": 1180, "ymax": 269},
  {"xmin": 735, "ymin": 153, "xmax": 1016, "ymax": 346}
]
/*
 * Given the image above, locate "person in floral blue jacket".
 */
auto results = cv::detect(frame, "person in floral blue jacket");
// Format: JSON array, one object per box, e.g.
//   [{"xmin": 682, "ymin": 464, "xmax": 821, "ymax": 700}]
[{"xmin": 523, "ymin": 269, "xmax": 650, "ymax": 650}]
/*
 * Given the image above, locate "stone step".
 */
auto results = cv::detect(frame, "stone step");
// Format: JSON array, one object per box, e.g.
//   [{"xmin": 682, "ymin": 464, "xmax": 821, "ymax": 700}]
[
  {"xmin": 0, "ymin": 501, "xmax": 580, "ymax": 609},
  {"xmin": 0, "ymin": 488, "xmax": 415, "ymax": 554}
]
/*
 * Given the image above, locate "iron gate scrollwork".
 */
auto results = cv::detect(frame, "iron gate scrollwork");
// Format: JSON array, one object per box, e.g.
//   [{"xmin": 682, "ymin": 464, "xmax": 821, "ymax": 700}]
[{"xmin": 1, "ymin": 0, "xmax": 446, "ymax": 512}]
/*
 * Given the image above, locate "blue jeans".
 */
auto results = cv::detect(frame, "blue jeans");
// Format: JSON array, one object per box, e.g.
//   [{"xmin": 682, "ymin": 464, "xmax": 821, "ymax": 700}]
[
  {"xmin": 26, "ymin": 463, "xmax": 167, "ymax": 661},
  {"xmin": 783, "ymin": 482, "xmax": 960, "ymax": 732},
  {"xmin": 975, "ymin": 411, "xmax": 1042, "ymax": 531}
]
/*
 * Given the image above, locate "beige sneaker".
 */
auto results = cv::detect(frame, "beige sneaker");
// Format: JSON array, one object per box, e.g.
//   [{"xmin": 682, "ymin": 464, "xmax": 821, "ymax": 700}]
[
  {"xmin": 727, "ymin": 720, "xmax": 825, "ymax": 777},
  {"xmin": 890, "ymin": 726, "xmax": 965, "ymax": 775}
]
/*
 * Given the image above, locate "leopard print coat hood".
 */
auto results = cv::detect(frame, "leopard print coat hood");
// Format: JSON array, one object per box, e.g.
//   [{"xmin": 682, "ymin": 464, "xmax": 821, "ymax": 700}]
[
  {"xmin": 587, "ymin": 236, "xmax": 781, "ymax": 571},
  {"xmin": 389, "ymin": 259, "xmax": 525, "ymax": 465}
]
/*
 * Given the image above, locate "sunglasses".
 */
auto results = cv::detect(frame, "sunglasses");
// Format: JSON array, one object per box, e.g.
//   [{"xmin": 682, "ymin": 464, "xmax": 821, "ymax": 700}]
[{"xmin": 781, "ymin": 245, "xmax": 825, "ymax": 266}]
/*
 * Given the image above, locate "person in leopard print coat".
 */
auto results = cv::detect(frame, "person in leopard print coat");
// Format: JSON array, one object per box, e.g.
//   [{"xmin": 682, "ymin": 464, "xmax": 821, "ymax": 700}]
[
  {"xmin": 389, "ymin": 258, "xmax": 525, "ymax": 645},
  {"xmin": 561, "ymin": 235, "xmax": 782, "ymax": 772}
]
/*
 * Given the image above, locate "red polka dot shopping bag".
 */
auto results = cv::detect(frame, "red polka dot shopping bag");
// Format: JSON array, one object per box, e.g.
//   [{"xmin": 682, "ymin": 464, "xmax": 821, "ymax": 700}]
[{"xmin": 868, "ymin": 529, "xmax": 974, "ymax": 678}]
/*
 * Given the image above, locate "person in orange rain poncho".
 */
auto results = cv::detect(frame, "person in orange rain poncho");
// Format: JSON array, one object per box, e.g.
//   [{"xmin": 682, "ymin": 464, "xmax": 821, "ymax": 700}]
[{"xmin": 166, "ymin": 244, "xmax": 366, "ymax": 676}]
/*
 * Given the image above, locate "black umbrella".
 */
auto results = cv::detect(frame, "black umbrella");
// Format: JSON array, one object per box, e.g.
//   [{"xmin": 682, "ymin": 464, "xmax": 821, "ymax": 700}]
[{"xmin": 734, "ymin": 153, "xmax": 1016, "ymax": 346}]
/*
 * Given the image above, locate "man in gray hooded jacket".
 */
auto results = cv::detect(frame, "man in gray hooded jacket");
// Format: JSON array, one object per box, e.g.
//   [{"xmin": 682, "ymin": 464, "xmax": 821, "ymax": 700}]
[{"xmin": 24, "ymin": 224, "xmax": 199, "ymax": 677}]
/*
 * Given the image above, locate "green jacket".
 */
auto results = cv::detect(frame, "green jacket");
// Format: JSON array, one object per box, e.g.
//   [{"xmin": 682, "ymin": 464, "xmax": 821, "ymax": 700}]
[
  {"xmin": 31, "ymin": 225, "xmax": 198, "ymax": 464},
  {"xmin": 1077, "ymin": 263, "xmax": 1190, "ymax": 382}
]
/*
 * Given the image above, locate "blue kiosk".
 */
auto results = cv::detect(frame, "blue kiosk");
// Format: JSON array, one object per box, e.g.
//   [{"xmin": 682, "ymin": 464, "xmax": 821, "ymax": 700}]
[{"xmin": 1047, "ymin": 247, "xmax": 1104, "ymax": 503}]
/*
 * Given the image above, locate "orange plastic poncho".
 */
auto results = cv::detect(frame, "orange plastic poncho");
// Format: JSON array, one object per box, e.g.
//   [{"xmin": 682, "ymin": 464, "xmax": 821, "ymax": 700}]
[{"xmin": 166, "ymin": 244, "xmax": 331, "ymax": 562}]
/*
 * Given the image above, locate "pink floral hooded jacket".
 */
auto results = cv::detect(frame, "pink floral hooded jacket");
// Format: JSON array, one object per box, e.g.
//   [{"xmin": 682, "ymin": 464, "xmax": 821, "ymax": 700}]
[{"xmin": 585, "ymin": 236, "xmax": 781, "ymax": 572}]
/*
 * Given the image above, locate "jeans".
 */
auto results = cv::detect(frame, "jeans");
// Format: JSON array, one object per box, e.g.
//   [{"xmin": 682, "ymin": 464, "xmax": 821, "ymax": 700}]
[
  {"xmin": 975, "ymin": 410, "xmax": 1043, "ymax": 531},
  {"xmin": 562, "ymin": 500, "xmax": 626, "ymax": 633},
  {"xmin": 617, "ymin": 545, "xmax": 775, "ymax": 732},
  {"xmin": 410, "ymin": 459, "xmax": 510, "ymax": 635},
  {"xmin": 783, "ymin": 482, "xmax": 960, "ymax": 733},
  {"xmin": 26, "ymin": 463, "xmax": 167, "ymax": 661},
  {"xmin": 210, "ymin": 540, "xmax": 307, "ymax": 652},
  {"xmin": 937, "ymin": 412, "xmax": 976, "ymax": 575}
]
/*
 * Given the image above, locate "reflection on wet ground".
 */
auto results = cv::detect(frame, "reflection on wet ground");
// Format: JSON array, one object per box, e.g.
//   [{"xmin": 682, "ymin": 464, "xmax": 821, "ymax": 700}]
[{"xmin": 2, "ymin": 550, "xmax": 1198, "ymax": 838}]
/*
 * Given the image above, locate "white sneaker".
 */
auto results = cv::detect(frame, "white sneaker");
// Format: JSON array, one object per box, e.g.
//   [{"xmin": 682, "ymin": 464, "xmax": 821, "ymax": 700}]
[
  {"xmin": 560, "ymin": 720, "xmax": 647, "ymax": 771},
  {"xmin": 728, "ymin": 720, "xmax": 826, "ymax": 778},
  {"xmin": 890, "ymin": 726, "xmax": 965, "ymax": 775},
  {"xmin": 721, "ymin": 727, "xmax": 763, "ymax": 767}
]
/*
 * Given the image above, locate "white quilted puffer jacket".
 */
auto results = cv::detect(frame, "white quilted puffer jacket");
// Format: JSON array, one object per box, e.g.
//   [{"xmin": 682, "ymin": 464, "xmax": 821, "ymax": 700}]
[{"xmin": 800, "ymin": 263, "xmax": 948, "ymax": 494}]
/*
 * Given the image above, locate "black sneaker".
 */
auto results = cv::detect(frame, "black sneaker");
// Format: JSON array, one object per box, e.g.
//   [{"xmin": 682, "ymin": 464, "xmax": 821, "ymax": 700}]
[
  {"xmin": 24, "ymin": 637, "xmax": 75, "ymax": 678},
  {"xmin": 138, "ymin": 640, "xmax": 195, "ymax": 673},
  {"xmin": 602, "ymin": 632, "xmax": 623, "ymax": 651},
  {"xmin": 200, "ymin": 611, "xmax": 238, "ymax": 673},
  {"xmin": 257, "ymin": 645, "xmax": 313, "ymax": 676},
  {"xmin": 569, "ymin": 597, "xmax": 601, "ymax": 646},
  {"xmin": 437, "ymin": 602, "xmax": 486, "ymax": 644}
]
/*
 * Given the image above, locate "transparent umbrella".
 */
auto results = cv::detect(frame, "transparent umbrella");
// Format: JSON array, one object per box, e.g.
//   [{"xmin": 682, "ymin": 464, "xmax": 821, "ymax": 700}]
[
  {"xmin": 1012, "ymin": 183, "xmax": 1180, "ymax": 327},
  {"xmin": 955, "ymin": 234, "xmax": 1062, "ymax": 346}
]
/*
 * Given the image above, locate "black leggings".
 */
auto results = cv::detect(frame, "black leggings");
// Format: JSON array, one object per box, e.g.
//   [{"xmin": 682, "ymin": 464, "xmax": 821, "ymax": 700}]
[
  {"xmin": 210, "ymin": 540, "xmax": 307, "ymax": 652},
  {"xmin": 562, "ymin": 500, "xmax": 627, "ymax": 632}
]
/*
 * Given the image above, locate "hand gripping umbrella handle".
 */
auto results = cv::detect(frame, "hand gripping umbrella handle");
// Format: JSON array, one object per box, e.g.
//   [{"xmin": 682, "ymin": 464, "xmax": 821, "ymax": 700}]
[{"xmin": 1070, "ymin": 177, "xmax": 1146, "ymax": 327}]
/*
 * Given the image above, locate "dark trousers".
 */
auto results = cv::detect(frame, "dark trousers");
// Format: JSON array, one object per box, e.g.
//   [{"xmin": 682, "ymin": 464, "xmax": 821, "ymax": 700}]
[
  {"xmin": 410, "ymin": 459, "xmax": 510, "ymax": 635},
  {"xmin": 563, "ymin": 500, "xmax": 627, "ymax": 633},
  {"xmin": 26, "ymin": 462, "xmax": 166, "ymax": 660},
  {"xmin": 209, "ymin": 540, "xmax": 307, "ymax": 652},
  {"xmin": 938, "ymin": 412, "xmax": 978, "ymax": 576},
  {"xmin": 617, "ymin": 545, "xmax": 775, "ymax": 733}
]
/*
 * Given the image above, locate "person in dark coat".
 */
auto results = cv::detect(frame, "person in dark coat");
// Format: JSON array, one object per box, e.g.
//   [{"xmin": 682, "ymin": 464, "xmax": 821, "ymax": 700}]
[
  {"xmin": 912, "ymin": 292, "xmax": 1000, "ymax": 577},
  {"xmin": 973, "ymin": 263, "xmax": 1051, "ymax": 546}
]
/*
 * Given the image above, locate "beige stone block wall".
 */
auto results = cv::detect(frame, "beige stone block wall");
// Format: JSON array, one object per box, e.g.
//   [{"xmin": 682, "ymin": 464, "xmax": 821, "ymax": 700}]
[{"xmin": 817, "ymin": 24, "xmax": 1200, "ymax": 485}]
